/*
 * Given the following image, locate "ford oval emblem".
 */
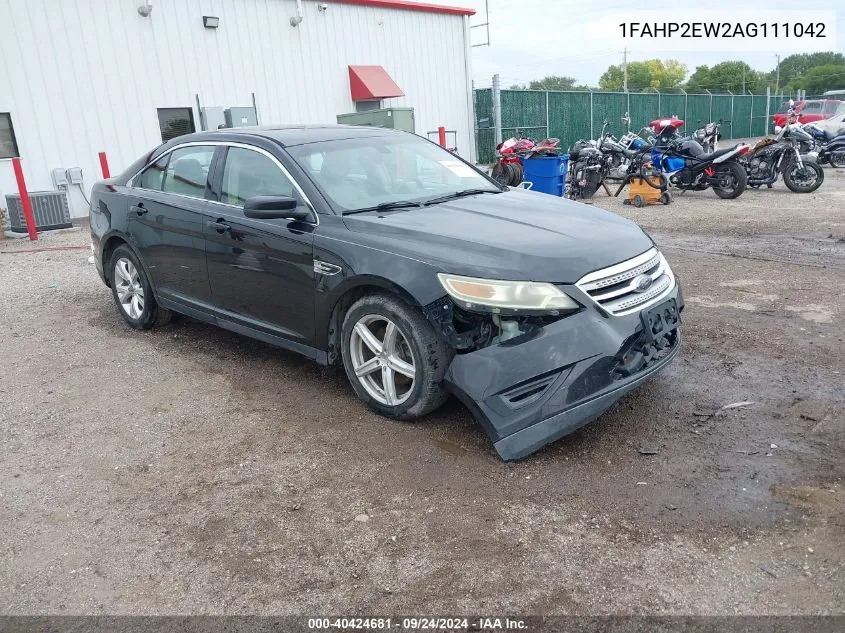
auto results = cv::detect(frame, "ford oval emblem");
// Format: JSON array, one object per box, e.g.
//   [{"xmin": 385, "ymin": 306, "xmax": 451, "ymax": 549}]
[{"xmin": 633, "ymin": 274, "xmax": 653, "ymax": 293}]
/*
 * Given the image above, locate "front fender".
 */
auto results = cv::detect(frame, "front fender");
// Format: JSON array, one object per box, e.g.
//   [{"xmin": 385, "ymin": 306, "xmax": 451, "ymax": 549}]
[{"xmin": 312, "ymin": 231, "xmax": 447, "ymax": 353}]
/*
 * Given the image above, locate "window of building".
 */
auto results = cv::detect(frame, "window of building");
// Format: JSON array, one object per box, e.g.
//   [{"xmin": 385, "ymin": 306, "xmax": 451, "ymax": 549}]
[
  {"xmin": 0, "ymin": 113, "xmax": 20, "ymax": 159},
  {"xmin": 157, "ymin": 108, "xmax": 196, "ymax": 143},
  {"xmin": 355, "ymin": 100, "xmax": 382, "ymax": 113},
  {"xmin": 161, "ymin": 146, "xmax": 215, "ymax": 199},
  {"xmin": 221, "ymin": 147, "xmax": 295, "ymax": 207}
]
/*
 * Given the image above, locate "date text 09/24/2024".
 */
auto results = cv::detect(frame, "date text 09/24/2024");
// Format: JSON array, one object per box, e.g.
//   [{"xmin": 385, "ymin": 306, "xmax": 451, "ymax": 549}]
[{"xmin": 307, "ymin": 617, "xmax": 528, "ymax": 630}]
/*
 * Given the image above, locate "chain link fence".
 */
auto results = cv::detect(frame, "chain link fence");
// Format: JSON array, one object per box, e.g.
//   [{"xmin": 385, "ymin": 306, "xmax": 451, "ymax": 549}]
[{"xmin": 474, "ymin": 88, "xmax": 793, "ymax": 164}]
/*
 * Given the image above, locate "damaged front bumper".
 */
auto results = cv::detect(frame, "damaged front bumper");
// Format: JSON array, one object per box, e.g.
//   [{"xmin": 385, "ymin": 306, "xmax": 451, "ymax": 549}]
[{"xmin": 443, "ymin": 283, "xmax": 683, "ymax": 461}]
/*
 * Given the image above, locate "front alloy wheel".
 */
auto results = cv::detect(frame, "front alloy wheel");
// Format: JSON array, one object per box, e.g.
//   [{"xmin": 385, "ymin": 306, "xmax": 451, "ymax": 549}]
[
  {"xmin": 340, "ymin": 294, "xmax": 453, "ymax": 420},
  {"xmin": 349, "ymin": 315, "xmax": 416, "ymax": 406},
  {"xmin": 783, "ymin": 160, "xmax": 824, "ymax": 193}
]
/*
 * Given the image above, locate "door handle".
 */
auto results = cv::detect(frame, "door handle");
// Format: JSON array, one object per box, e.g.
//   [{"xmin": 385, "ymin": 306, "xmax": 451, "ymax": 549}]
[
  {"xmin": 130, "ymin": 203, "xmax": 147, "ymax": 216},
  {"xmin": 206, "ymin": 219, "xmax": 231, "ymax": 233}
]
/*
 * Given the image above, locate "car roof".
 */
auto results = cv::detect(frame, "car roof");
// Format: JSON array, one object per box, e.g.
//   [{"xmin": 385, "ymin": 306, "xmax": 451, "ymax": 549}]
[{"xmin": 170, "ymin": 124, "xmax": 399, "ymax": 148}]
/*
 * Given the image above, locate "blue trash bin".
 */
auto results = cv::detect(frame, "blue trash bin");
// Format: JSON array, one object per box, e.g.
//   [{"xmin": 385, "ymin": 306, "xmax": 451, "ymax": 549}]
[{"xmin": 523, "ymin": 155, "xmax": 568, "ymax": 196}]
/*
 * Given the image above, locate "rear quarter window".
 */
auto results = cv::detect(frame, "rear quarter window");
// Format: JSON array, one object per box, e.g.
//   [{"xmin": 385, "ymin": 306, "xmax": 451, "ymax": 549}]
[{"xmin": 138, "ymin": 154, "xmax": 169, "ymax": 190}]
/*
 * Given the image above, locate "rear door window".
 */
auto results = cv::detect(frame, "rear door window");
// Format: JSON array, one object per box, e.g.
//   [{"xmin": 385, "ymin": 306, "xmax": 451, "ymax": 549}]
[{"xmin": 161, "ymin": 146, "xmax": 215, "ymax": 199}]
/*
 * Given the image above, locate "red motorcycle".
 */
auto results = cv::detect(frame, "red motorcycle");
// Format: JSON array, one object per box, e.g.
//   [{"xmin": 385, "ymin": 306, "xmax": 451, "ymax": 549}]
[{"xmin": 491, "ymin": 136, "xmax": 561, "ymax": 186}]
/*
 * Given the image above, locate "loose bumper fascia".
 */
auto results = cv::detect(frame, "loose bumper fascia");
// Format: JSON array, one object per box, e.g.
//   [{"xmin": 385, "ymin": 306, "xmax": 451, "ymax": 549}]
[
  {"xmin": 443, "ymin": 283, "xmax": 683, "ymax": 461},
  {"xmin": 491, "ymin": 333, "xmax": 680, "ymax": 460}
]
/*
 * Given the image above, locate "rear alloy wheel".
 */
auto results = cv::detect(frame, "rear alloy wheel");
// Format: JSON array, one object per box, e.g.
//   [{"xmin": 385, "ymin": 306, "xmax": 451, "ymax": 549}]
[
  {"xmin": 109, "ymin": 244, "xmax": 171, "ymax": 330},
  {"xmin": 114, "ymin": 257, "xmax": 145, "ymax": 320},
  {"xmin": 711, "ymin": 162, "xmax": 747, "ymax": 199},
  {"xmin": 783, "ymin": 160, "xmax": 824, "ymax": 193},
  {"xmin": 341, "ymin": 294, "xmax": 453, "ymax": 420}
]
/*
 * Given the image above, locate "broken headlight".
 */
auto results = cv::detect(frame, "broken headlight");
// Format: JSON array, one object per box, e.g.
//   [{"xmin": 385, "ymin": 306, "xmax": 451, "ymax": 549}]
[{"xmin": 437, "ymin": 273, "xmax": 579, "ymax": 315}]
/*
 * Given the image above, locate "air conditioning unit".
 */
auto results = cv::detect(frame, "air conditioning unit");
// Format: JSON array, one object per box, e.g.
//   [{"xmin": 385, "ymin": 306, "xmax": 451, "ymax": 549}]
[{"xmin": 5, "ymin": 190, "xmax": 72, "ymax": 233}]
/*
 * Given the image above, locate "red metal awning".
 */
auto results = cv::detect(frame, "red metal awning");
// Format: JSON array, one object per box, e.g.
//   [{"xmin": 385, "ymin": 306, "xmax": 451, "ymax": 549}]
[{"xmin": 348, "ymin": 65, "xmax": 405, "ymax": 101}]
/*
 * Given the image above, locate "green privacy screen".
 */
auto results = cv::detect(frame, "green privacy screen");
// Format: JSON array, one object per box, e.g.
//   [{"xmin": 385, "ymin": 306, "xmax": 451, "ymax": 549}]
[{"xmin": 474, "ymin": 89, "xmax": 791, "ymax": 163}]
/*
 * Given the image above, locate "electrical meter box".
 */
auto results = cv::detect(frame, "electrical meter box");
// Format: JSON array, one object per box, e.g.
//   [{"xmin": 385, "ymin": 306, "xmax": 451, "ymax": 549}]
[
  {"xmin": 336, "ymin": 107, "xmax": 415, "ymax": 133},
  {"xmin": 66, "ymin": 167, "xmax": 84, "ymax": 185},
  {"xmin": 224, "ymin": 107, "xmax": 258, "ymax": 128}
]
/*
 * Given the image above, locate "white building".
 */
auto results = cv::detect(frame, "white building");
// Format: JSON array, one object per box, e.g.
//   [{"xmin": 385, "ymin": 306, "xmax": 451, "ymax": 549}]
[{"xmin": 0, "ymin": 0, "xmax": 476, "ymax": 220}]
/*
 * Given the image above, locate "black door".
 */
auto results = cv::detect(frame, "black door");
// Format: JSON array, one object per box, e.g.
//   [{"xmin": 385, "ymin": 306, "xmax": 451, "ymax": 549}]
[
  {"xmin": 204, "ymin": 145, "xmax": 317, "ymax": 346},
  {"xmin": 128, "ymin": 144, "xmax": 217, "ymax": 306}
]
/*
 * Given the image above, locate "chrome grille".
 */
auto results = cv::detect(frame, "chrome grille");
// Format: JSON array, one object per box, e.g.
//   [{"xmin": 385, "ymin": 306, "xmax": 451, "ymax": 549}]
[{"xmin": 576, "ymin": 248, "xmax": 675, "ymax": 316}]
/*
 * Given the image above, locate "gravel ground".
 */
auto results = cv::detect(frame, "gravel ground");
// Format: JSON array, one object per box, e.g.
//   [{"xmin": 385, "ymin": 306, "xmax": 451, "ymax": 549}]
[{"xmin": 1, "ymin": 165, "xmax": 843, "ymax": 616}]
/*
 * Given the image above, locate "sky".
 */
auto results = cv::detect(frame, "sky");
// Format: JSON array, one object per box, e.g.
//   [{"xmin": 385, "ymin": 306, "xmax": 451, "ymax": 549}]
[{"xmin": 454, "ymin": 0, "xmax": 845, "ymax": 90}]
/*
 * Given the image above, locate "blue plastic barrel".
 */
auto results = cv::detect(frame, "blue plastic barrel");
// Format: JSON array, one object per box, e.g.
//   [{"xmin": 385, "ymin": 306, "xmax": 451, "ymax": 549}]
[{"xmin": 523, "ymin": 155, "xmax": 568, "ymax": 196}]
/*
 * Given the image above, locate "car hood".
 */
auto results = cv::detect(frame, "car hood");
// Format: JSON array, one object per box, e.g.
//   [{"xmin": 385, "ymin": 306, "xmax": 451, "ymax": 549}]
[{"xmin": 341, "ymin": 189, "xmax": 654, "ymax": 282}]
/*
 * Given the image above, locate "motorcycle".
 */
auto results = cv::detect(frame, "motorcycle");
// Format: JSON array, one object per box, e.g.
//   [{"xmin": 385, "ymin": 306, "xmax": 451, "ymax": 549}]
[
  {"xmin": 802, "ymin": 123, "xmax": 845, "ymax": 168},
  {"xmin": 598, "ymin": 114, "xmax": 650, "ymax": 180},
  {"xmin": 693, "ymin": 119, "xmax": 729, "ymax": 153},
  {"xmin": 649, "ymin": 117, "xmax": 750, "ymax": 199},
  {"xmin": 491, "ymin": 136, "xmax": 562, "ymax": 186},
  {"xmin": 568, "ymin": 139, "xmax": 610, "ymax": 200},
  {"xmin": 742, "ymin": 117, "xmax": 825, "ymax": 193}
]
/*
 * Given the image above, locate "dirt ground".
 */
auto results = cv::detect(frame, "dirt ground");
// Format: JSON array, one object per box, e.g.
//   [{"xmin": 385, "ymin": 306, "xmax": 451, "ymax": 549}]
[{"xmin": 1, "ymin": 166, "xmax": 843, "ymax": 616}]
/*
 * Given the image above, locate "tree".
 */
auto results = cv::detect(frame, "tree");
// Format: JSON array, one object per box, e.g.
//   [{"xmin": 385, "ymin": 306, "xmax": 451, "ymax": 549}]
[
  {"xmin": 598, "ymin": 59, "xmax": 686, "ymax": 91},
  {"xmin": 769, "ymin": 52, "xmax": 845, "ymax": 88},
  {"xmin": 528, "ymin": 75, "xmax": 577, "ymax": 91},
  {"xmin": 686, "ymin": 61, "xmax": 763, "ymax": 93},
  {"xmin": 789, "ymin": 64, "xmax": 845, "ymax": 95}
]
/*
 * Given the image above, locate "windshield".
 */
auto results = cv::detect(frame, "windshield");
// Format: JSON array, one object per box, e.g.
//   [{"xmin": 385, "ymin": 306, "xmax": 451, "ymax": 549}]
[{"xmin": 286, "ymin": 133, "xmax": 499, "ymax": 213}]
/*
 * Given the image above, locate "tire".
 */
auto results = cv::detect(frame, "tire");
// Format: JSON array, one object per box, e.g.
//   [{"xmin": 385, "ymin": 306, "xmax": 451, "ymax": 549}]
[
  {"xmin": 491, "ymin": 161, "xmax": 509, "ymax": 185},
  {"xmin": 508, "ymin": 163, "xmax": 524, "ymax": 186},
  {"xmin": 109, "ymin": 244, "xmax": 172, "ymax": 330},
  {"xmin": 828, "ymin": 151, "xmax": 845, "ymax": 168},
  {"xmin": 341, "ymin": 294, "xmax": 453, "ymax": 420},
  {"xmin": 711, "ymin": 161, "xmax": 747, "ymax": 199},
  {"xmin": 783, "ymin": 160, "xmax": 824, "ymax": 193},
  {"xmin": 632, "ymin": 194, "xmax": 645, "ymax": 208},
  {"xmin": 659, "ymin": 192, "xmax": 671, "ymax": 205}
]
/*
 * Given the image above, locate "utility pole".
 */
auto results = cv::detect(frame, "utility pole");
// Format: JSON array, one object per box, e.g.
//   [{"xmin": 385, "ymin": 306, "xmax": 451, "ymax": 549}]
[
  {"xmin": 623, "ymin": 47, "xmax": 629, "ymax": 93},
  {"xmin": 742, "ymin": 66, "xmax": 745, "ymax": 93},
  {"xmin": 492, "ymin": 73, "xmax": 502, "ymax": 146},
  {"xmin": 775, "ymin": 54, "xmax": 781, "ymax": 96}
]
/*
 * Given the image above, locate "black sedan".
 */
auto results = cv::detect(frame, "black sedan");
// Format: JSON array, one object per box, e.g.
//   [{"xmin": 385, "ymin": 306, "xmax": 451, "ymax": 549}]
[{"xmin": 90, "ymin": 125, "xmax": 682, "ymax": 460}]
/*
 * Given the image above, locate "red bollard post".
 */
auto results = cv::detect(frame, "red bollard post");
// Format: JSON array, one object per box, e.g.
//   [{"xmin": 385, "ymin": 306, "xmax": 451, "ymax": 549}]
[
  {"xmin": 438, "ymin": 126, "xmax": 447, "ymax": 148},
  {"xmin": 98, "ymin": 151, "xmax": 111, "ymax": 178},
  {"xmin": 11, "ymin": 157, "xmax": 38, "ymax": 241}
]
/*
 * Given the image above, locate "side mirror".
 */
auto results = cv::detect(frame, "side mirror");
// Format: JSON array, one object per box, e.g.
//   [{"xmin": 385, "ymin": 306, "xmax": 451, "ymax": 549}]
[{"xmin": 243, "ymin": 195, "xmax": 310, "ymax": 220}]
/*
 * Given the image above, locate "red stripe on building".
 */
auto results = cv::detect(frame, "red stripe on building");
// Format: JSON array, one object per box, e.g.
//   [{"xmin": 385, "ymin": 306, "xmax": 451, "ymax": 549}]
[{"xmin": 332, "ymin": 0, "xmax": 475, "ymax": 16}]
